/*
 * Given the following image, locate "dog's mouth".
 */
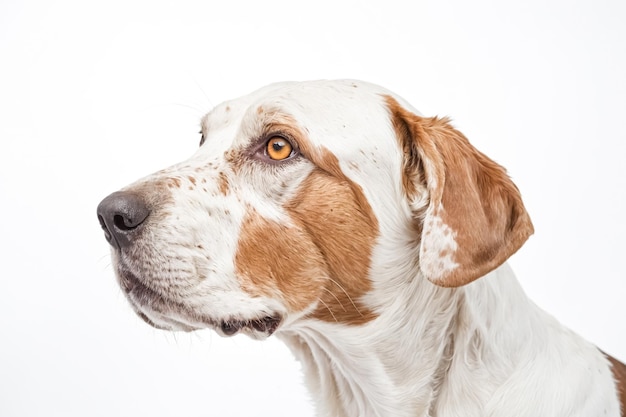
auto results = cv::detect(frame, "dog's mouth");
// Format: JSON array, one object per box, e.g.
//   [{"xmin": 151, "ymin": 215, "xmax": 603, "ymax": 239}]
[
  {"xmin": 117, "ymin": 268, "xmax": 283, "ymax": 338},
  {"xmin": 219, "ymin": 316, "xmax": 282, "ymax": 336}
]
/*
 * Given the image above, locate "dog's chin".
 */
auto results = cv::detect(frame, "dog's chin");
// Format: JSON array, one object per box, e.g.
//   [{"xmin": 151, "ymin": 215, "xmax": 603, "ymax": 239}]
[
  {"xmin": 130, "ymin": 307, "xmax": 202, "ymax": 333},
  {"xmin": 133, "ymin": 307, "xmax": 283, "ymax": 340},
  {"xmin": 117, "ymin": 269, "xmax": 283, "ymax": 339}
]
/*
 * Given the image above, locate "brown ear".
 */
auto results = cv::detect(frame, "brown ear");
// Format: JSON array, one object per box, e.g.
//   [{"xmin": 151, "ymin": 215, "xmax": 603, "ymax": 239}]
[{"xmin": 386, "ymin": 96, "xmax": 534, "ymax": 287}]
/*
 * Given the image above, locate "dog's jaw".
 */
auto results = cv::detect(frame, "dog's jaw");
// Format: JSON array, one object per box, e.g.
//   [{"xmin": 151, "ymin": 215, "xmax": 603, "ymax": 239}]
[{"xmin": 114, "ymin": 251, "xmax": 287, "ymax": 338}]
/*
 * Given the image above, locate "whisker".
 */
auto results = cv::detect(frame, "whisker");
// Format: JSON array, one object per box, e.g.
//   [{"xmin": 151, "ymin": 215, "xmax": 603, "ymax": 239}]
[
  {"xmin": 97, "ymin": 253, "xmax": 114, "ymax": 271},
  {"xmin": 321, "ymin": 286, "xmax": 346, "ymax": 312},
  {"xmin": 187, "ymin": 73, "xmax": 214, "ymax": 109},
  {"xmin": 171, "ymin": 102, "xmax": 206, "ymax": 116},
  {"xmin": 326, "ymin": 277, "xmax": 363, "ymax": 317},
  {"xmin": 317, "ymin": 298, "xmax": 338, "ymax": 323}
]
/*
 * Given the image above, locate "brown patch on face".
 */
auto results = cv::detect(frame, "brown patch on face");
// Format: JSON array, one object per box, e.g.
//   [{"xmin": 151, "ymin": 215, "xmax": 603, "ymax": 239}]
[
  {"xmin": 224, "ymin": 149, "xmax": 238, "ymax": 167},
  {"xmin": 235, "ymin": 163, "xmax": 378, "ymax": 325},
  {"xmin": 166, "ymin": 177, "xmax": 181, "ymax": 189},
  {"xmin": 286, "ymin": 163, "xmax": 379, "ymax": 325},
  {"xmin": 604, "ymin": 352, "xmax": 626, "ymax": 416},
  {"xmin": 235, "ymin": 208, "xmax": 328, "ymax": 312},
  {"xmin": 233, "ymin": 111, "xmax": 379, "ymax": 324},
  {"xmin": 217, "ymin": 171, "xmax": 230, "ymax": 195},
  {"xmin": 386, "ymin": 95, "xmax": 534, "ymax": 287}
]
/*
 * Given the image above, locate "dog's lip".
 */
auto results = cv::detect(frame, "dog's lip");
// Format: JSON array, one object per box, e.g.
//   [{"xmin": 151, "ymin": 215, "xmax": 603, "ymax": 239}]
[
  {"xmin": 117, "ymin": 268, "xmax": 283, "ymax": 336},
  {"xmin": 219, "ymin": 315, "xmax": 283, "ymax": 337},
  {"xmin": 123, "ymin": 280, "xmax": 205, "ymax": 332}
]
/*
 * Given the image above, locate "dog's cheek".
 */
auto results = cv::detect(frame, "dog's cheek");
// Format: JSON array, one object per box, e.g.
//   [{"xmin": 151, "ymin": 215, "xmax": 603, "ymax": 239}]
[
  {"xmin": 285, "ymin": 168, "xmax": 379, "ymax": 325},
  {"xmin": 234, "ymin": 208, "xmax": 328, "ymax": 312}
]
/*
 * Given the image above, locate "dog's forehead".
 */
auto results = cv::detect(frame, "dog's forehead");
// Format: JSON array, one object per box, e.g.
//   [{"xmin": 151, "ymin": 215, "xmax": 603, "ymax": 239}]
[
  {"xmin": 202, "ymin": 80, "xmax": 408, "ymax": 158},
  {"xmin": 246, "ymin": 79, "xmax": 395, "ymax": 126}
]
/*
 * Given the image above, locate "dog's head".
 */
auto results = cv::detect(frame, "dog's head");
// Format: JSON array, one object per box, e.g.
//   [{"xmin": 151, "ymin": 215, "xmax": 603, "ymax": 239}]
[{"xmin": 97, "ymin": 80, "xmax": 533, "ymax": 338}]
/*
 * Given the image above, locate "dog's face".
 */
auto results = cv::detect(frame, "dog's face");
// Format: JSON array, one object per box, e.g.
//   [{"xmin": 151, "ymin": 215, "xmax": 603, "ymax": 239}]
[{"xmin": 97, "ymin": 80, "xmax": 533, "ymax": 338}]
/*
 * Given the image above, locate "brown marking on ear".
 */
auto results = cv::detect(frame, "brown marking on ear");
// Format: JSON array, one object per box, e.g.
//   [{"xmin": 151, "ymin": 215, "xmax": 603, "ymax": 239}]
[
  {"xmin": 388, "ymin": 105, "xmax": 435, "ymax": 203},
  {"xmin": 285, "ymin": 159, "xmax": 378, "ymax": 325},
  {"xmin": 386, "ymin": 95, "xmax": 534, "ymax": 287},
  {"xmin": 604, "ymin": 352, "xmax": 626, "ymax": 416}
]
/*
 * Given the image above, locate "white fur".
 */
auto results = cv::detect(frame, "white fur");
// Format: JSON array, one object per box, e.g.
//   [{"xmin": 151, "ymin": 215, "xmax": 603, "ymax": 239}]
[
  {"xmin": 419, "ymin": 210, "xmax": 459, "ymax": 281},
  {"xmin": 104, "ymin": 80, "xmax": 622, "ymax": 416},
  {"xmin": 281, "ymin": 262, "xmax": 621, "ymax": 417}
]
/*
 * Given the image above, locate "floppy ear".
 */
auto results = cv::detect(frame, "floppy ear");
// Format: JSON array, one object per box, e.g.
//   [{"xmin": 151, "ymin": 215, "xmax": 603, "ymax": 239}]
[{"xmin": 386, "ymin": 96, "xmax": 534, "ymax": 287}]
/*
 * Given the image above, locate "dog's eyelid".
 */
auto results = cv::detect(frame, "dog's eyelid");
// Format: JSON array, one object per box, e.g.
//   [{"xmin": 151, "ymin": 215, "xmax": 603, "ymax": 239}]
[{"xmin": 250, "ymin": 132, "xmax": 301, "ymax": 164}]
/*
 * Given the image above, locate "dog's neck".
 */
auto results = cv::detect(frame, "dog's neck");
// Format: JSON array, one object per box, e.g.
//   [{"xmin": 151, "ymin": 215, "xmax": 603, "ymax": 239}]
[{"xmin": 278, "ymin": 263, "xmax": 534, "ymax": 417}]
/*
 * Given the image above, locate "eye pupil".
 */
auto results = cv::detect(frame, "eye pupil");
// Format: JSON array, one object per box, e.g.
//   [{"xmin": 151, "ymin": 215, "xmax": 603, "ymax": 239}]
[{"xmin": 266, "ymin": 137, "xmax": 293, "ymax": 160}]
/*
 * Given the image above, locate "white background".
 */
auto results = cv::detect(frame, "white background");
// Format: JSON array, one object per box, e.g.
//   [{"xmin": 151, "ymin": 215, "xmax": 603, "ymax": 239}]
[{"xmin": 1, "ymin": 0, "xmax": 625, "ymax": 416}]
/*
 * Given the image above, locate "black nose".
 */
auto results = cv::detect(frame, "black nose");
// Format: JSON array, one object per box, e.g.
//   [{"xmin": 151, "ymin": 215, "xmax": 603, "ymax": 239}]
[{"xmin": 97, "ymin": 191, "xmax": 150, "ymax": 249}]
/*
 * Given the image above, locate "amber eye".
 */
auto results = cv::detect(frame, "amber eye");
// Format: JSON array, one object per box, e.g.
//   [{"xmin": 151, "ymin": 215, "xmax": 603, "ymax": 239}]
[{"xmin": 266, "ymin": 136, "xmax": 293, "ymax": 160}]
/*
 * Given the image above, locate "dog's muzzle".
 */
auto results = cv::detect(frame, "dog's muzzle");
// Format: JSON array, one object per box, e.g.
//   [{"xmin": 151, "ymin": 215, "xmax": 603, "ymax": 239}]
[{"xmin": 97, "ymin": 190, "xmax": 285, "ymax": 338}]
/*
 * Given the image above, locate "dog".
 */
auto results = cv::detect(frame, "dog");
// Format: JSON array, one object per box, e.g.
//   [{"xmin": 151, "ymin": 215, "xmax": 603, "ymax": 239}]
[{"xmin": 97, "ymin": 80, "xmax": 625, "ymax": 417}]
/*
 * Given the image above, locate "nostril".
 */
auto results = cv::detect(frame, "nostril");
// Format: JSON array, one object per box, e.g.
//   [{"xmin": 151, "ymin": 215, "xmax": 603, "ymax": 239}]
[
  {"xmin": 114, "ymin": 214, "xmax": 140, "ymax": 231},
  {"xmin": 97, "ymin": 191, "xmax": 151, "ymax": 249}
]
